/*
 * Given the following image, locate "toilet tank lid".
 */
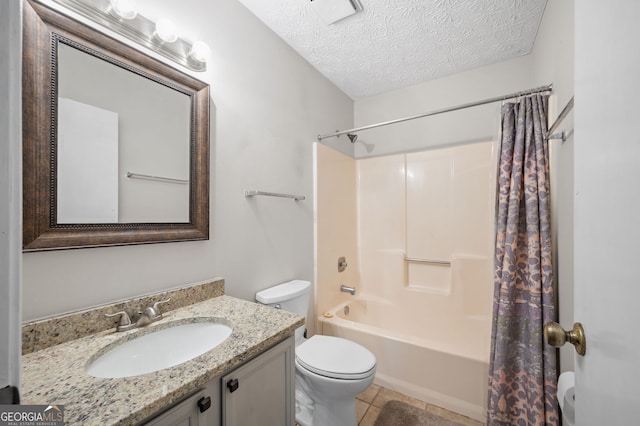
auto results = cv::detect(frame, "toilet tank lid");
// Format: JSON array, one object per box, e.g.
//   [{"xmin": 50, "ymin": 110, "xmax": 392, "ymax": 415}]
[{"xmin": 255, "ymin": 280, "xmax": 311, "ymax": 304}]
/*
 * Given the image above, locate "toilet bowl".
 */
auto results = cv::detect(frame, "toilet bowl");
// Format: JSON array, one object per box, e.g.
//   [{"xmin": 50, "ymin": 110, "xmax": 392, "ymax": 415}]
[
  {"xmin": 255, "ymin": 280, "xmax": 377, "ymax": 426},
  {"xmin": 295, "ymin": 335, "xmax": 376, "ymax": 426}
]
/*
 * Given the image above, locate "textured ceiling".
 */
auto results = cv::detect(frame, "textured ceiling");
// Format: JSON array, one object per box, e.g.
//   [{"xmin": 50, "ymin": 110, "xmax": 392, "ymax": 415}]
[{"xmin": 237, "ymin": 0, "xmax": 548, "ymax": 99}]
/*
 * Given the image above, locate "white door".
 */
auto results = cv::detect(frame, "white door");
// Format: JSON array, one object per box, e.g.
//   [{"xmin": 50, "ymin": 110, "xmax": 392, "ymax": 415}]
[{"xmin": 574, "ymin": 1, "xmax": 640, "ymax": 424}]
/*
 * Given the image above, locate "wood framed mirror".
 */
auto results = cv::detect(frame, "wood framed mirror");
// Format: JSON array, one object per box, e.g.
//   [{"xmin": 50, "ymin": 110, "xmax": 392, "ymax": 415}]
[{"xmin": 22, "ymin": 0, "xmax": 210, "ymax": 251}]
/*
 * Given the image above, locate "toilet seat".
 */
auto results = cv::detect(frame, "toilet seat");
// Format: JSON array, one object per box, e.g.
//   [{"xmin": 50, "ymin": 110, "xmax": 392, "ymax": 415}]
[{"xmin": 296, "ymin": 335, "xmax": 376, "ymax": 380}]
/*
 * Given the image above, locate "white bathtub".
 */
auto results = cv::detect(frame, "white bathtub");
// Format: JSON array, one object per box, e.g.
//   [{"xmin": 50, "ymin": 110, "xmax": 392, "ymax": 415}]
[{"xmin": 320, "ymin": 297, "xmax": 489, "ymax": 422}]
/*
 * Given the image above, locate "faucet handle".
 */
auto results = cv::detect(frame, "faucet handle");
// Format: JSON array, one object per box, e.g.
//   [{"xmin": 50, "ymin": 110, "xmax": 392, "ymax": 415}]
[
  {"xmin": 105, "ymin": 311, "xmax": 132, "ymax": 327},
  {"xmin": 147, "ymin": 298, "xmax": 171, "ymax": 318},
  {"xmin": 152, "ymin": 298, "xmax": 171, "ymax": 313}
]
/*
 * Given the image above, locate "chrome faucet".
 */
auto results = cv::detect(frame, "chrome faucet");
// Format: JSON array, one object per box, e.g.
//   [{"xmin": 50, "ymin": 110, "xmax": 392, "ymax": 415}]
[
  {"xmin": 340, "ymin": 284, "xmax": 356, "ymax": 295},
  {"xmin": 106, "ymin": 298, "xmax": 171, "ymax": 332}
]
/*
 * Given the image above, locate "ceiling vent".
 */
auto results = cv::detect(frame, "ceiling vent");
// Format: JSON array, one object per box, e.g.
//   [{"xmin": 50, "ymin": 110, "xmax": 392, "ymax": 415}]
[{"xmin": 309, "ymin": 0, "xmax": 363, "ymax": 26}]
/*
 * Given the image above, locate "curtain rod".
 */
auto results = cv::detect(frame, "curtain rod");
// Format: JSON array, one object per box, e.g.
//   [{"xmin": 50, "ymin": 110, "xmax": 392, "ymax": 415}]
[{"xmin": 317, "ymin": 83, "xmax": 553, "ymax": 141}]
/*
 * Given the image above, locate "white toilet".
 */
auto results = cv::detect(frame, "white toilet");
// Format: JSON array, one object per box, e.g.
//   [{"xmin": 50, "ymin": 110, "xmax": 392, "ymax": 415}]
[{"xmin": 256, "ymin": 280, "xmax": 376, "ymax": 426}]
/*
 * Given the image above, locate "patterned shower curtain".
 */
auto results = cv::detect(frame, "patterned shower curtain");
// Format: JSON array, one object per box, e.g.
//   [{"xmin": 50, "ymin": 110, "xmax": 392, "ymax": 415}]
[{"xmin": 487, "ymin": 94, "xmax": 558, "ymax": 426}]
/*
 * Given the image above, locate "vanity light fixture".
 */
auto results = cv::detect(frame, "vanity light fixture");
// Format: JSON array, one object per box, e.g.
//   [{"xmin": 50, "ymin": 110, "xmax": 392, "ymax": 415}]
[
  {"xmin": 153, "ymin": 18, "xmax": 178, "ymax": 43},
  {"xmin": 107, "ymin": 0, "xmax": 137, "ymax": 20},
  {"xmin": 47, "ymin": 0, "xmax": 209, "ymax": 72},
  {"xmin": 189, "ymin": 40, "xmax": 212, "ymax": 63}
]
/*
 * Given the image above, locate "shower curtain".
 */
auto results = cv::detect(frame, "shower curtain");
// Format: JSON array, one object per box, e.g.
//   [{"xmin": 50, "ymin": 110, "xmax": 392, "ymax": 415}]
[{"xmin": 487, "ymin": 94, "xmax": 558, "ymax": 426}]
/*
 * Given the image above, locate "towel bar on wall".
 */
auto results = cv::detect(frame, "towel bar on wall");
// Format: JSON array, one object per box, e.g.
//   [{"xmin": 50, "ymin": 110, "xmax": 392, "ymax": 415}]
[
  {"xmin": 127, "ymin": 172, "xmax": 189, "ymax": 184},
  {"xmin": 244, "ymin": 189, "xmax": 305, "ymax": 201}
]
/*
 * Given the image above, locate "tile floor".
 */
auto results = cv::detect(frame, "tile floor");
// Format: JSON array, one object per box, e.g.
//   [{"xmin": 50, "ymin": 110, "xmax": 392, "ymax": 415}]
[
  {"xmin": 297, "ymin": 383, "xmax": 485, "ymax": 425},
  {"xmin": 356, "ymin": 384, "xmax": 484, "ymax": 426}
]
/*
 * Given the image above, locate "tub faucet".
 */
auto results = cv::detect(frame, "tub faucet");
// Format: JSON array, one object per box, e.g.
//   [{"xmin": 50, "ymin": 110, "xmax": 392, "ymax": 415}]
[{"xmin": 340, "ymin": 284, "xmax": 356, "ymax": 295}]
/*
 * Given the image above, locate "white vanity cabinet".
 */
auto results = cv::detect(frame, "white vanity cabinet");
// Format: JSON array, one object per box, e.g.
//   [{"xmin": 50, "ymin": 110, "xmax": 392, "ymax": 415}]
[
  {"xmin": 143, "ymin": 387, "xmax": 218, "ymax": 426},
  {"xmin": 222, "ymin": 336, "xmax": 295, "ymax": 426},
  {"xmin": 142, "ymin": 336, "xmax": 295, "ymax": 426}
]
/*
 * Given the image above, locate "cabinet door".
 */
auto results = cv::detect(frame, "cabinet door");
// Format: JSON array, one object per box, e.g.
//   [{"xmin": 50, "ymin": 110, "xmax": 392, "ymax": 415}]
[
  {"xmin": 222, "ymin": 336, "xmax": 295, "ymax": 426},
  {"xmin": 144, "ymin": 389, "xmax": 213, "ymax": 426}
]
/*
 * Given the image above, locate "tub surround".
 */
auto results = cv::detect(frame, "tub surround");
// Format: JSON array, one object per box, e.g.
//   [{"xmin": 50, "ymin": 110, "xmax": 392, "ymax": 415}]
[
  {"xmin": 21, "ymin": 286, "xmax": 304, "ymax": 425},
  {"xmin": 315, "ymin": 142, "xmax": 494, "ymax": 423},
  {"xmin": 22, "ymin": 278, "xmax": 225, "ymax": 355}
]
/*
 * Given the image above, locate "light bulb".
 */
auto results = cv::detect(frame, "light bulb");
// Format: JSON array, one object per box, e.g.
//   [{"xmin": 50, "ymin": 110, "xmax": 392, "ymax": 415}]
[
  {"xmin": 108, "ymin": 0, "xmax": 137, "ymax": 20},
  {"xmin": 188, "ymin": 40, "xmax": 211, "ymax": 63},
  {"xmin": 153, "ymin": 18, "xmax": 178, "ymax": 43}
]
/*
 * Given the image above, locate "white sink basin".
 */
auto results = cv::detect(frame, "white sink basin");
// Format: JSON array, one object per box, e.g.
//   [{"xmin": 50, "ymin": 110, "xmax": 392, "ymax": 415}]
[{"xmin": 86, "ymin": 321, "xmax": 232, "ymax": 378}]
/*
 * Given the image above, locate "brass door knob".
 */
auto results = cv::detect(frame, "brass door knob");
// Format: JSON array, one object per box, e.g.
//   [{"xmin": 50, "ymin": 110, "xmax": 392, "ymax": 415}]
[{"xmin": 544, "ymin": 322, "xmax": 586, "ymax": 356}]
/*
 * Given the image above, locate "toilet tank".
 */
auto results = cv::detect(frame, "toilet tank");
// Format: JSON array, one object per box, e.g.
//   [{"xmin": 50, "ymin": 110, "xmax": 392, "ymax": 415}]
[
  {"xmin": 256, "ymin": 280, "xmax": 311, "ymax": 344},
  {"xmin": 255, "ymin": 280, "xmax": 311, "ymax": 317}
]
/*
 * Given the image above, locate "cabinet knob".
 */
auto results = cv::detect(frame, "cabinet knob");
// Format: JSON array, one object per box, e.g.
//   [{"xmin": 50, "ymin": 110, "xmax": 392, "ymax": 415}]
[
  {"xmin": 197, "ymin": 396, "xmax": 211, "ymax": 413},
  {"xmin": 227, "ymin": 378, "xmax": 239, "ymax": 393}
]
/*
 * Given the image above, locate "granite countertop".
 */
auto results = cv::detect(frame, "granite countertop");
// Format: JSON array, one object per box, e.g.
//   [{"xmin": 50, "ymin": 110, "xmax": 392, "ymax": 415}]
[{"xmin": 21, "ymin": 295, "xmax": 304, "ymax": 425}]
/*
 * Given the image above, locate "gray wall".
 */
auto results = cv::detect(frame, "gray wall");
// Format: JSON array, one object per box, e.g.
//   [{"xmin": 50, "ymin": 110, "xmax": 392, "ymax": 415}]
[
  {"xmin": 22, "ymin": 0, "xmax": 353, "ymax": 320},
  {"xmin": 0, "ymin": 0, "xmax": 23, "ymax": 390}
]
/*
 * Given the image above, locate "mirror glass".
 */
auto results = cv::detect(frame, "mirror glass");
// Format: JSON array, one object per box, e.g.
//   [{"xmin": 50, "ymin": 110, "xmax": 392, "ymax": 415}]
[
  {"xmin": 22, "ymin": 0, "xmax": 210, "ymax": 251},
  {"xmin": 57, "ymin": 43, "xmax": 190, "ymax": 223}
]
